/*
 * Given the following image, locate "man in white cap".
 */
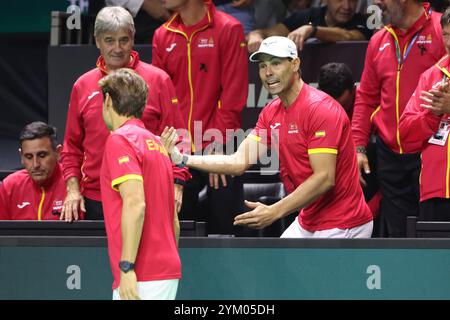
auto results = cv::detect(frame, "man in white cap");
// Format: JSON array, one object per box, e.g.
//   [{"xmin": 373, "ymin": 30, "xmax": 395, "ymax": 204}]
[{"xmin": 161, "ymin": 36, "xmax": 373, "ymax": 238}]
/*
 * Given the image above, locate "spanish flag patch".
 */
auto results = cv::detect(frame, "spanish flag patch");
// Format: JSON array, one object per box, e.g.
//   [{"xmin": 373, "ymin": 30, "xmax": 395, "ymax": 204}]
[
  {"xmin": 315, "ymin": 130, "xmax": 326, "ymax": 137},
  {"xmin": 171, "ymin": 98, "xmax": 178, "ymax": 104},
  {"xmin": 118, "ymin": 156, "xmax": 129, "ymax": 164}
]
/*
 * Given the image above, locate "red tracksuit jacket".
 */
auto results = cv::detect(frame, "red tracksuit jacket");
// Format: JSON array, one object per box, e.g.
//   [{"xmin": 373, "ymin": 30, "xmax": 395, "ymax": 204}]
[
  {"xmin": 399, "ymin": 55, "xmax": 450, "ymax": 201},
  {"xmin": 152, "ymin": 0, "xmax": 248, "ymax": 152},
  {"xmin": 352, "ymin": 3, "xmax": 445, "ymax": 153},
  {"xmin": 62, "ymin": 51, "xmax": 190, "ymax": 201},
  {"xmin": 0, "ymin": 164, "xmax": 69, "ymax": 220}
]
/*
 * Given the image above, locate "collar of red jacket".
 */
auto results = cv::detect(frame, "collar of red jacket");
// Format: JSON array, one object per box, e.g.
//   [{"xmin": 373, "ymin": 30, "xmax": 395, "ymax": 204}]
[
  {"xmin": 163, "ymin": 0, "xmax": 215, "ymax": 32},
  {"xmin": 95, "ymin": 50, "xmax": 140, "ymax": 75},
  {"xmin": 388, "ymin": 2, "xmax": 431, "ymax": 37}
]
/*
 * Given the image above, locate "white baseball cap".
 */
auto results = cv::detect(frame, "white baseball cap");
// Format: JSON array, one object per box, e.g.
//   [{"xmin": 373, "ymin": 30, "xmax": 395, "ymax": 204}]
[{"xmin": 249, "ymin": 36, "xmax": 298, "ymax": 62}]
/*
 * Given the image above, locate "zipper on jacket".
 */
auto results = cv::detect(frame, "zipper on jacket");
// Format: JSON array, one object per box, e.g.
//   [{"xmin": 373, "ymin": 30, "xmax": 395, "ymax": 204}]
[
  {"xmin": 38, "ymin": 187, "xmax": 45, "ymax": 220},
  {"xmin": 164, "ymin": 13, "xmax": 211, "ymax": 153}
]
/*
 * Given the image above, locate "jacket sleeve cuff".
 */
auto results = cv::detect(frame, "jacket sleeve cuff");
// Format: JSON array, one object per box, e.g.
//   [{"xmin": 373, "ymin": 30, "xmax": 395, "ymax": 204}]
[
  {"xmin": 173, "ymin": 167, "xmax": 192, "ymax": 183},
  {"xmin": 62, "ymin": 168, "xmax": 82, "ymax": 182}
]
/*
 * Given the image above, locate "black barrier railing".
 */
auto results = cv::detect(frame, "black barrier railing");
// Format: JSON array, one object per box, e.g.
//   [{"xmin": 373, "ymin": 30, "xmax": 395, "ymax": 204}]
[
  {"xmin": 0, "ymin": 220, "xmax": 206, "ymax": 237},
  {"xmin": 406, "ymin": 216, "xmax": 450, "ymax": 238}
]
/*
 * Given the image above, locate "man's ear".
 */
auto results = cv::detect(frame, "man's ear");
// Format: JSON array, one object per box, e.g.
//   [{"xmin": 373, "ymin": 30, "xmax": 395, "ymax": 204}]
[
  {"xmin": 95, "ymin": 36, "xmax": 100, "ymax": 49},
  {"xmin": 55, "ymin": 144, "xmax": 62, "ymax": 161},
  {"xmin": 104, "ymin": 92, "xmax": 112, "ymax": 109},
  {"xmin": 18, "ymin": 148, "xmax": 24, "ymax": 166},
  {"xmin": 292, "ymin": 57, "xmax": 301, "ymax": 73}
]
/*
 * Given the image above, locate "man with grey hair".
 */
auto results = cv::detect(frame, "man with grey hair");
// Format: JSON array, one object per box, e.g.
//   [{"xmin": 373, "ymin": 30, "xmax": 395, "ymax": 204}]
[
  {"xmin": 61, "ymin": 6, "xmax": 190, "ymax": 226},
  {"xmin": 161, "ymin": 36, "xmax": 373, "ymax": 238}
]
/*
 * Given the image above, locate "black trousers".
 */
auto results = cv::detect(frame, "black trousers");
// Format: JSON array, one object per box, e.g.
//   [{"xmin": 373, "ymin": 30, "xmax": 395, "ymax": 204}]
[
  {"xmin": 179, "ymin": 169, "xmax": 253, "ymax": 236},
  {"xmin": 84, "ymin": 197, "xmax": 104, "ymax": 220},
  {"xmin": 376, "ymin": 136, "xmax": 420, "ymax": 237},
  {"xmin": 419, "ymin": 198, "xmax": 450, "ymax": 221}
]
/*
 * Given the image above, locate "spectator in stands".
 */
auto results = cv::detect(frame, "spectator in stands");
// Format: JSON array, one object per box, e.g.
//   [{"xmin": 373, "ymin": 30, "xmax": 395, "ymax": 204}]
[
  {"xmin": 161, "ymin": 36, "xmax": 373, "ymax": 238},
  {"xmin": 152, "ymin": 0, "xmax": 249, "ymax": 235},
  {"xmin": 214, "ymin": 0, "xmax": 255, "ymax": 34},
  {"xmin": 352, "ymin": 0, "xmax": 445, "ymax": 237},
  {"xmin": 0, "ymin": 122, "xmax": 74, "ymax": 221},
  {"xmin": 89, "ymin": 0, "xmax": 170, "ymax": 43},
  {"xmin": 399, "ymin": 8, "xmax": 450, "ymax": 222},
  {"xmin": 61, "ymin": 6, "xmax": 189, "ymax": 223},
  {"xmin": 283, "ymin": 0, "xmax": 314, "ymax": 13},
  {"xmin": 99, "ymin": 69, "xmax": 180, "ymax": 300},
  {"xmin": 247, "ymin": 0, "xmax": 372, "ymax": 52},
  {"xmin": 254, "ymin": 0, "xmax": 289, "ymax": 29}
]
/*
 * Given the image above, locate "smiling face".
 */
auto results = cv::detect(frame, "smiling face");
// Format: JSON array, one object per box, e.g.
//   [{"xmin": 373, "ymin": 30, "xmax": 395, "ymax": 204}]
[
  {"xmin": 258, "ymin": 54, "xmax": 300, "ymax": 98},
  {"xmin": 326, "ymin": 0, "xmax": 358, "ymax": 25},
  {"xmin": 95, "ymin": 28, "xmax": 134, "ymax": 71},
  {"xmin": 20, "ymin": 137, "xmax": 61, "ymax": 186}
]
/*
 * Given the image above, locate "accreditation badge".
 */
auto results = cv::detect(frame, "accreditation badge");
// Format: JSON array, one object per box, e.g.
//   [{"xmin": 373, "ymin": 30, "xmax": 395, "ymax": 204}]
[{"xmin": 428, "ymin": 120, "xmax": 450, "ymax": 146}]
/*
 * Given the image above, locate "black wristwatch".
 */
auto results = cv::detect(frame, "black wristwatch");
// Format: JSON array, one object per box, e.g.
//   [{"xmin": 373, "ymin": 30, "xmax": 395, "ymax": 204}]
[
  {"xmin": 119, "ymin": 261, "xmax": 135, "ymax": 273},
  {"xmin": 176, "ymin": 154, "xmax": 189, "ymax": 168}
]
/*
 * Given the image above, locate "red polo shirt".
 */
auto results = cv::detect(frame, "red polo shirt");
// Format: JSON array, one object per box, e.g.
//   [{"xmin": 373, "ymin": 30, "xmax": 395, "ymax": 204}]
[
  {"xmin": 250, "ymin": 84, "xmax": 372, "ymax": 231},
  {"xmin": 101, "ymin": 119, "xmax": 181, "ymax": 290}
]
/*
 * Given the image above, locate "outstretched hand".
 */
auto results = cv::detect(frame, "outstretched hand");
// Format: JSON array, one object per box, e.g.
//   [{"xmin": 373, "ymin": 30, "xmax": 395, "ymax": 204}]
[{"xmin": 233, "ymin": 200, "xmax": 278, "ymax": 229}]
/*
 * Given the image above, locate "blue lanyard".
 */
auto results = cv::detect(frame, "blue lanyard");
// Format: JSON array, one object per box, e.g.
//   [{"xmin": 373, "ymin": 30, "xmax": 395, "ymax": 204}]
[{"xmin": 385, "ymin": 8, "xmax": 432, "ymax": 68}]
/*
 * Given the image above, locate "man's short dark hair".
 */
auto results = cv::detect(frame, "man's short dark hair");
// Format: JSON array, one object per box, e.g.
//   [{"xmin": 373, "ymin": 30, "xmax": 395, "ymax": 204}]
[
  {"xmin": 19, "ymin": 121, "xmax": 58, "ymax": 149},
  {"xmin": 98, "ymin": 68, "xmax": 148, "ymax": 119},
  {"xmin": 318, "ymin": 62, "xmax": 354, "ymax": 99},
  {"xmin": 441, "ymin": 7, "xmax": 450, "ymax": 27}
]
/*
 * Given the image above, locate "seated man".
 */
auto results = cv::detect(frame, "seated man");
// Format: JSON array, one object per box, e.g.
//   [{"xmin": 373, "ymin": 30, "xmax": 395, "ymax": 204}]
[
  {"xmin": 247, "ymin": 0, "xmax": 372, "ymax": 52},
  {"xmin": 0, "ymin": 122, "xmax": 75, "ymax": 221}
]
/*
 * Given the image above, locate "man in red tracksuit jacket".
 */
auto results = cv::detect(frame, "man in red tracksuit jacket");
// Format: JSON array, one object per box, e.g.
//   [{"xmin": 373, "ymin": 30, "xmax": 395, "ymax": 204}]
[
  {"xmin": 0, "ymin": 122, "xmax": 77, "ymax": 221},
  {"xmin": 399, "ymin": 9, "xmax": 450, "ymax": 221},
  {"xmin": 351, "ymin": 1, "xmax": 445, "ymax": 237},
  {"xmin": 61, "ymin": 6, "xmax": 190, "ymax": 223},
  {"xmin": 152, "ymin": 0, "xmax": 249, "ymax": 235}
]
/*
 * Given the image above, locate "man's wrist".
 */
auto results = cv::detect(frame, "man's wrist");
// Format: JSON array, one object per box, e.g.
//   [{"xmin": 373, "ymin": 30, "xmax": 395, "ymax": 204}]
[
  {"xmin": 309, "ymin": 25, "xmax": 318, "ymax": 38},
  {"xmin": 174, "ymin": 178, "xmax": 186, "ymax": 186},
  {"xmin": 176, "ymin": 154, "xmax": 189, "ymax": 168},
  {"xmin": 356, "ymin": 146, "xmax": 367, "ymax": 154}
]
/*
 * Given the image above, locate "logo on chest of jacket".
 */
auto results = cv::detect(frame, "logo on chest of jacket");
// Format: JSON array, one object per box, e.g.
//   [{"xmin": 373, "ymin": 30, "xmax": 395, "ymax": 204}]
[
  {"xmin": 52, "ymin": 200, "xmax": 63, "ymax": 215},
  {"xmin": 166, "ymin": 43, "xmax": 177, "ymax": 52},
  {"xmin": 198, "ymin": 38, "xmax": 214, "ymax": 48},
  {"xmin": 417, "ymin": 34, "xmax": 432, "ymax": 45},
  {"xmin": 288, "ymin": 122, "xmax": 298, "ymax": 134},
  {"xmin": 17, "ymin": 201, "xmax": 31, "ymax": 209}
]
